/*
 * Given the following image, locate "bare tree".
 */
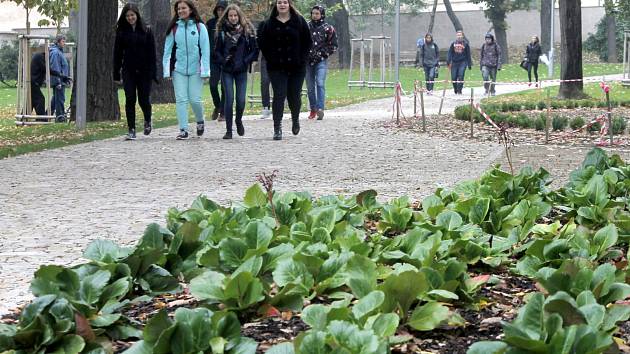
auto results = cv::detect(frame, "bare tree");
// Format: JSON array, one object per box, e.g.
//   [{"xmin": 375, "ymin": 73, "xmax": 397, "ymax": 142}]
[
  {"xmin": 443, "ymin": 0, "xmax": 464, "ymax": 32},
  {"xmin": 428, "ymin": 0, "xmax": 438, "ymax": 33}
]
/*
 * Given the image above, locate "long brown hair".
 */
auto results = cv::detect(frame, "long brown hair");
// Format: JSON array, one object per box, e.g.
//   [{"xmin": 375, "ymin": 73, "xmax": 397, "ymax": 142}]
[
  {"xmin": 116, "ymin": 3, "xmax": 147, "ymax": 33},
  {"xmin": 269, "ymin": 0, "xmax": 302, "ymax": 19},
  {"xmin": 217, "ymin": 4, "xmax": 255, "ymax": 35},
  {"xmin": 165, "ymin": 0, "xmax": 204, "ymax": 35}
]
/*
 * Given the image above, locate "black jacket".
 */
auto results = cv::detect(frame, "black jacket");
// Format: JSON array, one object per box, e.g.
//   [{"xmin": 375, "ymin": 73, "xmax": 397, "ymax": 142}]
[
  {"xmin": 307, "ymin": 20, "xmax": 337, "ymax": 65},
  {"xmin": 257, "ymin": 15, "xmax": 312, "ymax": 72},
  {"xmin": 113, "ymin": 26, "xmax": 157, "ymax": 81},
  {"xmin": 214, "ymin": 28, "xmax": 259, "ymax": 74},
  {"xmin": 526, "ymin": 43, "xmax": 542, "ymax": 63},
  {"xmin": 31, "ymin": 52, "xmax": 46, "ymax": 86}
]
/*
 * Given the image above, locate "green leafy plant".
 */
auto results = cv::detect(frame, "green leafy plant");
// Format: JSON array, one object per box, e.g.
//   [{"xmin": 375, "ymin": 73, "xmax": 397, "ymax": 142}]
[
  {"xmin": 570, "ymin": 116, "xmax": 586, "ymax": 130},
  {"xmin": 552, "ymin": 115, "xmax": 569, "ymax": 131}
]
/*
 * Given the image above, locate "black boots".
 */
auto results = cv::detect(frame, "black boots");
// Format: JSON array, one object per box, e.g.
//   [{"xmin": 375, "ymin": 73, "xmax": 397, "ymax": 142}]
[
  {"xmin": 273, "ymin": 127, "xmax": 282, "ymax": 140},
  {"xmin": 292, "ymin": 117, "xmax": 300, "ymax": 135}
]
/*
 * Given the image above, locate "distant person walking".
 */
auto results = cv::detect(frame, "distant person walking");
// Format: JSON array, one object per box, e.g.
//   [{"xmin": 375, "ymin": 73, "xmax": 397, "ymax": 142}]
[
  {"xmin": 479, "ymin": 33, "xmax": 501, "ymax": 96},
  {"xmin": 214, "ymin": 4, "xmax": 258, "ymax": 139},
  {"xmin": 49, "ymin": 34, "xmax": 70, "ymax": 122},
  {"xmin": 206, "ymin": 0, "xmax": 227, "ymax": 121},
  {"xmin": 163, "ymin": 0, "xmax": 210, "ymax": 140},
  {"xmin": 526, "ymin": 36, "xmax": 542, "ymax": 87},
  {"xmin": 306, "ymin": 4, "xmax": 337, "ymax": 120},
  {"xmin": 416, "ymin": 33, "xmax": 439, "ymax": 93},
  {"xmin": 114, "ymin": 3, "xmax": 157, "ymax": 140},
  {"xmin": 30, "ymin": 51, "xmax": 46, "ymax": 116},
  {"xmin": 257, "ymin": 0, "xmax": 312, "ymax": 140},
  {"xmin": 446, "ymin": 30, "xmax": 472, "ymax": 95}
]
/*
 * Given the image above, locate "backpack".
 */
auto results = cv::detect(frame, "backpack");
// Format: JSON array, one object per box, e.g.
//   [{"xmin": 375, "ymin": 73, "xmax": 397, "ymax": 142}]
[{"xmin": 169, "ymin": 22, "xmax": 202, "ymax": 74}]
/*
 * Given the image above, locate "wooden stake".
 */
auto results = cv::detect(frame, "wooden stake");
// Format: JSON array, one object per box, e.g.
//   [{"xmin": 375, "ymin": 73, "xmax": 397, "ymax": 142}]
[
  {"xmin": 470, "ymin": 88, "xmax": 474, "ymax": 138},
  {"xmin": 607, "ymin": 90, "xmax": 613, "ymax": 145},
  {"xmin": 545, "ymin": 88, "xmax": 551, "ymax": 144},
  {"xmin": 420, "ymin": 85, "xmax": 426, "ymax": 132}
]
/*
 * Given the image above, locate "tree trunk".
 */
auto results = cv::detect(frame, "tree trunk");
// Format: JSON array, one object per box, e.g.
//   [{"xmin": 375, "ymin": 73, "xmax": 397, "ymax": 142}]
[
  {"xmin": 146, "ymin": 0, "xmax": 175, "ymax": 103},
  {"xmin": 86, "ymin": 0, "xmax": 120, "ymax": 121},
  {"xmin": 492, "ymin": 19, "xmax": 509, "ymax": 64},
  {"xmin": 428, "ymin": 0, "xmax": 438, "ymax": 33},
  {"xmin": 606, "ymin": 13, "xmax": 618, "ymax": 63},
  {"xmin": 443, "ymin": 0, "xmax": 464, "ymax": 32},
  {"xmin": 540, "ymin": 0, "xmax": 552, "ymax": 54},
  {"xmin": 324, "ymin": 0, "xmax": 351, "ymax": 69},
  {"xmin": 558, "ymin": 0, "xmax": 584, "ymax": 99}
]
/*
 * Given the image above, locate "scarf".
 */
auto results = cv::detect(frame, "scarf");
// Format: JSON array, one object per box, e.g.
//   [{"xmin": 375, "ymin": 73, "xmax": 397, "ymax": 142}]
[{"xmin": 224, "ymin": 22, "xmax": 243, "ymax": 45}]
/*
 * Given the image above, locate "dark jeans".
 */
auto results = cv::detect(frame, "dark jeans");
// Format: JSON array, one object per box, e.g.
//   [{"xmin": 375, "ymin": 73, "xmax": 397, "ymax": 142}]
[
  {"xmin": 528, "ymin": 61, "xmax": 539, "ymax": 82},
  {"xmin": 31, "ymin": 82, "xmax": 46, "ymax": 116},
  {"xmin": 222, "ymin": 70, "xmax": 248, "ymax": 133},
  {"xmin": 423, "ymin": 65, "xmax": 437, "ymax": 91},
  {"xmin": 260, "ymin": 57, "xmax": 271, "ymax": 108},
  {"xmin": 450, "ymin": 62, "xmax": 467, "ymax": 94},
  {"xmin": 268, "ymin": 68, "xmax": 306, "ymax": 129},
  {"xmin": 209, "ymin": 65, "xmax": 224, "ymax": 113},
  {"xmin": 51, "ymin": 83, "xmax": 66, "ymax": 119},
  {"xmin": 481, "ymin": 65, "xmax": 498, "ymax": 94},
  {"xmin": 123, "ymin": 70, "xmax": 152, "ymax": 130}
]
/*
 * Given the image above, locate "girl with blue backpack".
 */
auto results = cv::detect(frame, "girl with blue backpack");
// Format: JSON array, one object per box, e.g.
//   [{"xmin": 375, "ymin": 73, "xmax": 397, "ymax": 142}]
[
  {"xmin": 163, "ymin": 0, "xmax": 210, "ymax": 140},
  {"xmin": 214, "ymin": 4, "xmax": 258, "ymax": 139}
]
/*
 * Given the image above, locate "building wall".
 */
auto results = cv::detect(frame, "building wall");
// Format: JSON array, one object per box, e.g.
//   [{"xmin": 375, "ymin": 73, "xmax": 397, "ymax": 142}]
[{"xmin": 349, "ymin": 6, "xmax": 606, "ymax": 53}]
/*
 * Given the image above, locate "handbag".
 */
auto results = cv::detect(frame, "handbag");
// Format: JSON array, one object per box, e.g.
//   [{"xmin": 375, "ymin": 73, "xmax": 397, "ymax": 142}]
[
  {"xmin": 520, "ymin": 59, "xmax": 529, "ymax": 70},
  {"xmin": 435, "ymin": 67, "xmax": 439, "ymax": 78}
]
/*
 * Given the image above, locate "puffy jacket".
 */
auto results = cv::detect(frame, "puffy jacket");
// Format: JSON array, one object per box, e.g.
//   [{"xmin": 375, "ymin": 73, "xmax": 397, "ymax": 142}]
[
  {"xmin": 214, "ymin": 28, "xmax": 259, "ymax": 74},
  {"xmin": 49, "ymin": 44, "xmax": 69, "ymax": 86},
  {"xmin": 163, "ymin": 19, "xmax": 211, "ymax": 78},
  {"xmin": 113, "ymin": 26, "xmax": 157, "ymax": 81},
  {"xmin": 307, "ymin": 20, "xmax": 337, "ymax": 65},
  {"xmin": 526, "ymin": 43, "xmax": 542, "ymax": 63}
]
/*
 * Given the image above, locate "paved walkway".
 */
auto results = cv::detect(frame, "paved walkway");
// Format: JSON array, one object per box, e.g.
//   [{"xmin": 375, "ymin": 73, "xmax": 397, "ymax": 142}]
[{"xmin": 0, "ymin": 74, "xmax": 621, "ymax": 314}]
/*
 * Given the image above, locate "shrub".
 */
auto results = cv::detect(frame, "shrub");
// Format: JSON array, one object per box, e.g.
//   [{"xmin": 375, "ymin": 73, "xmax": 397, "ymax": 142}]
[
  {"xmin": 570, "ymin": 116, "xmax": 586, "ymax": 130},
  {"xmin": 588, "ymin": 121, "xmax": 602, "ymax": 133},
  {"xmin": 534, "ymin": 115, "xmax": 546, "ymax": 131},
  {"xmin": 0, "ymin": 40, "xmax": 18, "ymax": 85},
  {"xmin": 501, "ymin": 102, "xmax": 511, "ymax": 112},
  {"xmin": 523, "ymin": 102, "xmax": 537, "ymax": 111},
  {"xmin": 550, "ymin": 101, "xmax": 562, "ymax": 109},
  {"xmin": 516, "ymin": 113, "xmax": 533, "ymax": 129},
  {"xmin": 580, "ymin": 100, "xmax": 594, "ymax": 108},
  {"xmin": 454, "ymin": 105, "xmax": 470, "ymax": 121},
  {"xmin": 481, "ymin": 103, "xmax": 500, "ymax": 113},
  {"xmin": 507, "ymin": 114, "xmax": 520, "ymax": 127},
  {"xmin": 620, "ymin": 100, "xmax": 630, "ymax": 108},
  {"xmin": 596, "ymin": 101, "xmax": 608, "ymax": 108},
  {"xmin": 537, "ymin": 101, "xmax": 547, "ymax": 110},
  {"xmin": 552, "ymin": 115, "xmax": 569, "ymax": 131},
  {"xmin": 564, "ymin": 100, "xmax": 576, "ymax": 109},
  {"xmin": 610, "ymin": 100, "xmax": 619, "ymax": 108},
  {"xmin": 612, "ymin": 116, "xmax": 627, "ymax": 135}
]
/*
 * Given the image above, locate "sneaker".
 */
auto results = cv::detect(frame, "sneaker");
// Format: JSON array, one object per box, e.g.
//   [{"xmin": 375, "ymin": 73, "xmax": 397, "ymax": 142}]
[
  {"xmin": 308, "ymin": 110, "xmax": 317, "ymax": 120},
  {"xmin": 176, "ymin": 130, "xmax": 189, "ymax": 140},
  {"xmin": 491, "ymin": 92, "xmax": 496, "ymax": 97},
  {"xmin": 144, "ymin": 121, "xmax": 152, "ymax": 136},
  {"xmin": 126, "ymin": 129, "xmax": 136, "ymax": 140},
  {"xmin": 223, "ymin": 131, "xmax": 233, "ymax": 139},
  {"xmin": 211, "ymin": 109, "xmax": 219, "ymax": 121},
  {"xmin": 316, "ymin": 109, "xmax": 324, "ymax": 120},
  {"xmin": 197, "ymin": 122, "xmax": 205, "ymax": 136},
  {"xmin": 528, "ymin": 82, "xmax": 532, "ymax": 87},
  {"xmin": 217, "ymin": 113, "xmax": 225, "ymax": 122},
  {"xmin": 55, "ymin": 115, "xmax": 66, "ymax": 123},
  {"xmin": 261, "ymin": 107, "xmax": 271, "ymax": 119}
]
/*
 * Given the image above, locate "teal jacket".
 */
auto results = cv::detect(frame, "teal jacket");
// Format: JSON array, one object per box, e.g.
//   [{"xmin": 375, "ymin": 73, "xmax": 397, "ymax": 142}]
[{"xmin": 163, "ymin": 19, "xmax": 210, "ymax": 78}]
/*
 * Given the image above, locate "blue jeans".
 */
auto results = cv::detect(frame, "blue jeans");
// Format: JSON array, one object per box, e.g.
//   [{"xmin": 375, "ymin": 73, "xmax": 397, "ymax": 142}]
[
  {"xmin": 306, "ymin": 60, "xmax": 327, "ymax": 111},
  {"xmin": 423, "ymin": 65, "xmax": 437, "ymax": 91},
  {"xmin": 173, "ymin": 71, "xmax": 204, "ymax": 131},
  {"xmin": 51, "ymin": 84, "xmax": 65, "ymax": 119},
  {"xmin": 481, "ymin": 65, "xmax": 497, "ymax": 94},
  {"xmin": 221, "ymin": 71, "xmax": 248, "ymax": 133},
  {"xmin": 450, "ymin": 62, "xmax": 467, "ymax": 93}
]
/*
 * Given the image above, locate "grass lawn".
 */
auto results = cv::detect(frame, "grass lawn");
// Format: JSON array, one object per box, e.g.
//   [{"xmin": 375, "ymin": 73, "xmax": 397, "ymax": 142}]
[
  {"xmin": 0, "ymin": 63, "xmax": 624, "ymax": 159},
  {"xmin": 480, "ymin": 82, "xmax": 630, "ymax": 105}
]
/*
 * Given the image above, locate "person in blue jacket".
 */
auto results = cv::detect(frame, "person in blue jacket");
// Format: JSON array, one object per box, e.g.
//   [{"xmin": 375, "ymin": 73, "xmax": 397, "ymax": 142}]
[
  {"xmin": 446, "ymin": 30, "xmax": 472, "ymax": 95},
  {"xmin": 214, "ymin": 4, "xmax": 258, "ymax": 139},
  {"xmin": 49, "ymin": 34, "xmax": 70, "ymax": 122},
  {"xmin": 163, "ymin": 0, "xmax": 210, "ymax": 140}
]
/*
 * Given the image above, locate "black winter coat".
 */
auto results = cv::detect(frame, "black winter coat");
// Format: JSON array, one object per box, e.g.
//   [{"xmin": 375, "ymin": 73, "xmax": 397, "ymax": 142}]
[
  {"xmin": 257, "ymin": 15, "xmax": 312, "ymax": 72},
  {"xmin": 113, "ymin": 26, "xmax": 157, "ymax": 81},
  {"xmin": 526, "ymin": 43, "xmax": 542, "ymax": 63},
  {"xmin": 214, "ymin": 29, "xmax": 259, "ymax": 74}
]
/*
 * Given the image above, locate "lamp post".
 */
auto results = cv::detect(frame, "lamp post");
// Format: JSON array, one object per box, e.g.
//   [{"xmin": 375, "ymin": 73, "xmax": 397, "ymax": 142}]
[
  {"xmin": 75, "ymin": 0, "xmax": 88, "ymax": 130},
  {"xmin": 548, "ymin": 0, "xmax": 555, "ymax": 78},
  {"xmin": 394, "ymin": 0, "xmax": 400, "ymax": 82}
]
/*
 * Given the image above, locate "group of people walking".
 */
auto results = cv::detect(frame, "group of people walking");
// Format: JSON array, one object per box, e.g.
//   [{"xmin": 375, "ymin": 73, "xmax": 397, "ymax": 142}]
[
  {"xmin": 416, "ymin": 30, "xmax": 543, "ymax": 96},
  {"xmin": 113, "ymin": 0, "xmax": 338, "ymax": 141}
]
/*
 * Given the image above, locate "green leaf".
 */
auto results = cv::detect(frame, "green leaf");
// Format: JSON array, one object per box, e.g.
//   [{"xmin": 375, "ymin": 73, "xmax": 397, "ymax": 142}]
[
  {"xmin": 352, "ymin": 290, "xmax": 385, "ymax": 320},
  {"xmin": 428, "ymin": 289, "xmax": 459, "ymax": 300},
  {"xmin": 311, "ymin": 207, "xmax": 337, "ymax": 233},
  {"xmin": 49, "ymin": 334, "xmax": 85, "ymax": 354},
  {"xmin": 244, "ymin": 221, "xmax": 273, "ymax": 252},
  {"xmin": 436, "ymin": 210, "xmax": 463, "ymax": 231},
  {"xmin": 344, "ymin": 254, "xmax": 377, "ymax": 299},
  {"xmin": 302, "ymin": 304, "xmax": 330, "ymax": 331},
  {"xmin": 592, "ymin": 224, "xmax": 618, "ymax": 255},
  {"xmin": 143, "ymin": 310, "xmax": 172, "ymax": 344},
  {"xmin": 515, "ymin": 292, "xmax": 544, "ymax": 339},
  {"xmin": 244, "ymin": 184, "xmax": 268, "ymax": 208},
  {"xmin": 30, "ymin": 265, "xmax": 80, "ymax": 298},
  {"xmin": 90, "ymin": 313, "xmax": 121, "ymax": 327},
  {"xmin": 189, "ymin": 271, "xmax": 226, "ymax": 301},
  {"xmin": 138, "ymin": 223, "xmax": 165, "ymax": 250},
  {"xmin": 84, "ymin": 240, "xmax": 131, "ymax": 263},
  {"xmin": 219, "ymin": 238, "xmax": 249, "ymax": 269},
  {"xmin": 272, "ymin": 259, "xmax": 314, "ymax": 295},
  {"xmin": 602, "ymin": 304, "xmax": 630, "ymax": 331},
  {"xmin": 469, "ymin": 198, "xmax": 490, "ymax": 224},
  {"xmin": 297, "ymin": 331, "xmax": 327, "ymax": 354},
  {"xmin": 140, "ymin": 265, "xmax": 180, "ymax": 294},
  {"xmin": 408, "ymin": 302, "xmax": 450, "ymax": 331},
  {"xmin": 80, "ymin": 270, "xmax": 111, "ymax": 304},
  {"xmin": 379, "ymin": 270, "xmax": 429, "ymax": 316},
  {"xmin": 265, "ymin": 342, "xmax": 295, "ymax": 354},
  {"xmin": 224, "ymin": 272, "xmax": 265, "ymax": 309},
  {"xmin": 421, "ymin": 195, "xmax": 444, "ymax": 219},
  {"xmin": 365, "ymin": 313, "xmax": 399, "ymax": 337},
  {"xmin": 578, "ymin": 303, "xmax": 605, "ymax": 328},
  {"xmin": 544, "ymin": 292, "xmax": 585, "ymax": 325},
  {"xmin": 356, "ymin": 189, "xmax": 378, "ymax": 209},
  {"xmin": 100, "ymin": 277, "xmax": 131, "ymax": 304},
  {"xmin": 466, "ymin": 341, "xmax": 508, "ymax": 354}
]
